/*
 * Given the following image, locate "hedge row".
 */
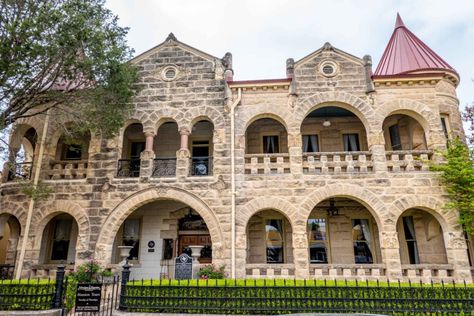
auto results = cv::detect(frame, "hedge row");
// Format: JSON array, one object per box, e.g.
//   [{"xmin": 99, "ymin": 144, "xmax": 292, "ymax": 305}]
[{"xmin": 123, "ymin": 280, "xmax": 474, "ymax": 315}]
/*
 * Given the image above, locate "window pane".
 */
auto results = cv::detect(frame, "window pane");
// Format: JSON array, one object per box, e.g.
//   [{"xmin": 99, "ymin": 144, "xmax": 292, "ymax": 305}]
[
  {"xmin": 352, "ymin": 219, "xmax": 373, "ymax": 264},
  {"xmin": 343, "ymin": 134, "xmax": 360, "ymax": 151},
  {"xmin": 303, "ymin": 135, "xmax": 319, "ymax": 152},
  {"xmin": 51, "ymin": 219, "xmax": 72, "ymax": 261},
  {"xmin": 309, "ymin": 244, "xmax": 328, "ymax": 263},
  {"xmin": 123, "ymin": 219, "xmax": 140, "ymax": 260},
  {"xmin": 440, "ymin": 118, "xmax": 449, "ymax": 140},
  {"xmin": 266, "ymin": 219, "xmax": 283, "ymax": 263},
  {"xmin": 263, "ymin": 136, "xmax": 279, "ymax": 154},
  {"xmin": 389, "ymin": 125, "xmax": 402, "ymax": 150},
  {"xmin": 64, "ymin": 144, "xmax": 82, "ymax": 160},
  {"xmin": 308, "ymin": 219, "xmax": 326, "ymax": 241},
  {"xmin": 402, "ymin": 216, "xmax": 420, "ymax": 264}
]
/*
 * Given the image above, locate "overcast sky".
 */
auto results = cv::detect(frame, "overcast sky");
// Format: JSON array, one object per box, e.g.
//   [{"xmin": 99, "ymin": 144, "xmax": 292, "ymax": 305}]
[{"xmin": 105, "ymin": 0, "xmax": 474, "ymax": 112}]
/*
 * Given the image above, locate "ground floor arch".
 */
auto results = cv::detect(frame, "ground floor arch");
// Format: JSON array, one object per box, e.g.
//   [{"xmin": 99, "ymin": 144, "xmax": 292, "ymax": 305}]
[{"xmin": 0, "ymin": 214, "xmax": 21, "ymax": 269}]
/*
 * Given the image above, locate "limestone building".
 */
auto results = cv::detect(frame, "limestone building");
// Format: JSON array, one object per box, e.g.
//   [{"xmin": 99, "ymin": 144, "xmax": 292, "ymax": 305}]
[{"xmin": 1, "ymin": 14, "xmax": 473, "ymax": 282}]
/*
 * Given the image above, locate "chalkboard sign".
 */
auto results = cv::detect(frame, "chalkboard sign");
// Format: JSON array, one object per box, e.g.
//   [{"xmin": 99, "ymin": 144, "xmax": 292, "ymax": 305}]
[
  {"xmin": 75, "ymin": 283, "xmax": 102, "ymax": 312},
  {"xmin": 174, "ymin": 253, "xmax": 193, "ymax": 280}
]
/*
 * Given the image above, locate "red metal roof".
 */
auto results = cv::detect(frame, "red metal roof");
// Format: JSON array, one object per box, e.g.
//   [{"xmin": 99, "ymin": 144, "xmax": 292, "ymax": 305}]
[{"xmin": 373, "ymin": 13, "xmax": 457, "ymax": 78}]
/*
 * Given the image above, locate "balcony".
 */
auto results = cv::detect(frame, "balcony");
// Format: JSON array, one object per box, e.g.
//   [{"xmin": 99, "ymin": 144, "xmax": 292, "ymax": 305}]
[
  {"xmin": 244, "ymin": 153, "xmax": 290, "ymax": 175},
  {"xmin": 44, "ymin": 160, "xmax": 88, "ymax": 180},
  {"xmin": 303, "ymin": 151, "xmax": 373, "ymax": 174},
  {"xmin": 189, "ymin": 156, "xmax": 213, "ymax": 176},
  {"xmin": 401, "ymin": 264, "xmax": 455, "ymax": 282},
  {"xmin": 310, "ymin": 264, "xmax": 385, "ymax": 280},
  {"xmin": 152, "ymin": 158, "xmax": 177, "ymax": 178},
  {"xmin": 246, "ymin": 263, "xmax": 295, "ymax": 278},
  {"xmin": 6, "ymin": 162, "xmax": 33, "ymax": 181},
  {"xmin": 117, "ymin": 159, "xmax": 141, "ymax": 178},
  {"xmin": 386, "ymin": 150, "xmax": 433, "ymax": 172}
]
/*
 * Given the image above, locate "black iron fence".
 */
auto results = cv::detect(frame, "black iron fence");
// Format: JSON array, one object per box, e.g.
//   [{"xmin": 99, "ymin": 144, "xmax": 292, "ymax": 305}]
[
  {"xmin": 0, "ymin": 278, "xmax": 56, "ymax": 310},
  {"xmin": 6, "ymin": 161, "xmax": 33, "ymax": 181},
  {"xmin": 117, "ymin": 159, "xmax": 141, "ymax": 177},
  {"xmin": 119, "ymin": 278, "xmax": 474, "ymax": 315},
  {"xmin": 152, "ymin": 158, "xmax": 177, "ymax": 177},
  {"xmin": 190, "ymin": 156, "xmax": 213, "ymax": 176}
]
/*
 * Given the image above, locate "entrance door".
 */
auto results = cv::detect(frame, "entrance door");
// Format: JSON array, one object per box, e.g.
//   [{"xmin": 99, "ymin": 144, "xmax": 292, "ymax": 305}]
[{"xmin": 178, "ymin": 235, "xmax": 212, "ymax": 263}]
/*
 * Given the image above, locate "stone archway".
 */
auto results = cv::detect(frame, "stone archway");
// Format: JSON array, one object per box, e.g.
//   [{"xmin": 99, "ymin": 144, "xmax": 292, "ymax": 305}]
[
  {"xmin": 94, "ymin": 187, "xmax": 224, "ymax": 265},
  {"xmin": 183, "ymin": 106, "xmax": 226, "ymax": 132}
]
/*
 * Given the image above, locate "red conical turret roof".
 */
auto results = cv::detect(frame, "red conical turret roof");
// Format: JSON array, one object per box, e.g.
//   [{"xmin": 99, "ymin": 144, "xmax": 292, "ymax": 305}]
[{"xmin": 373, "ymin": 14, "xmax": 458, "ymax": 81}]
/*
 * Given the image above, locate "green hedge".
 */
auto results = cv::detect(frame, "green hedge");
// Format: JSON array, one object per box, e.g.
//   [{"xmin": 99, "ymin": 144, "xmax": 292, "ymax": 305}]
[
  {"xmin": 0, "ymin": 279, "xmax": 56, "ymax": 310},
  {"xmin": 123, "ymin": 279, "xmax": 474, "ymax": 315}
]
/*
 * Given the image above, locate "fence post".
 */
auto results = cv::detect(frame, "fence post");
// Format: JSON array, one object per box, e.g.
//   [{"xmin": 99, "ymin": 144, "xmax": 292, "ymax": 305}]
[
  {"xmin": 52, "ymin": 265, "xmax": 65, "ymax": 309},
  {"xmin": 119, "ymin": 261, "xmax": 131, "ymax": 310}
]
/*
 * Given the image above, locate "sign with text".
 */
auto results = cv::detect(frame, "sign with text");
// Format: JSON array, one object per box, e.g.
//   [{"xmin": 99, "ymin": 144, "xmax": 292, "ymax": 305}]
[
  {"xmin": 75, "ymin": 283, "xmax": 102, "ymax": 312},
  {"xmin": 174, "ymin": 253, "xmax": 193, "ymax": 280}
]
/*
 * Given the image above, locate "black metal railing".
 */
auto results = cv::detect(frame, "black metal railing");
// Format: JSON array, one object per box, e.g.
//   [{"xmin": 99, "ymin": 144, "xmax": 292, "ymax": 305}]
[
  {"xmin": 0, "ymin": 278, "xmax": 56, "ymax": 310},
  {"xmin": 120, "ymin": 279, "xmax": 474, "ymax": 314},
  {"xmin": 117, "ymin": 159, "xmax": 141, "ymax": 178},
  {"xmin": 152, "ymin": 158, "xmax": 177, "ymax": 177},
  {"xmin": 6, "ymin": 162, "xmax": 33, "ymax": 181},
  {"xmin": 189, "ymin": 156, "xmax": 213, "ymax": 176},
  {"xmin": 0, "ymin": 265, "xmax": 14, "ymax": 280}
]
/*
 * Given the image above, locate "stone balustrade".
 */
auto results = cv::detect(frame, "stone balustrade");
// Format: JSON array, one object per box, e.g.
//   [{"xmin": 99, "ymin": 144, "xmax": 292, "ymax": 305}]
[
  {"xmin": 386, "ymin": 150, "xmax": 433, "ymax": 172},
  {"xmin": 401, "ymin": 264, "xmax": 455, "ymax": 283},
  {"xmin": 309, "ymin": 264, "xmax": 385, "ymax": 280},
  {"xmin": 44, "ymin": 160, "xmax": 88, "ymax": 180},
  {"xmin": 28, "ymin": 264, "xmax": 75, "ymax": 278},
  {"xmin": 246, "ymin": 264, "xmax": 295, "ymax": 278},
  {"xmin": 244, "ymin": 154, "xmax": 291, "ymax": 175},
  {"xmin": 303, "ymin": 151, "xmax": 373, "ymax": 174}
]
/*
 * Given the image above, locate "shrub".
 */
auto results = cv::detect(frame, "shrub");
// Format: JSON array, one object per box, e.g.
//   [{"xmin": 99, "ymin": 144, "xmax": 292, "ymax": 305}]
[{"xmin": 197, "ymin": 264, "xmax": 225, "ymax": 279}]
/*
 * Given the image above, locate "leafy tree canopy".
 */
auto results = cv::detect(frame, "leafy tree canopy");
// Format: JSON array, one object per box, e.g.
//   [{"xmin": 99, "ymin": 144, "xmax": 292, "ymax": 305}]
[{"xmin": 0, "ymin": 0, "xmax": 137, "ymax": 143}]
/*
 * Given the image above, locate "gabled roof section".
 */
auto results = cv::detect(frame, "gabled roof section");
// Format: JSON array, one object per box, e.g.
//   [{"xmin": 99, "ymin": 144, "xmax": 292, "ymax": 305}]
[
  {"xmin": 295, "ymin": 42, "xmax": 365, "ymax": 68},
  {"xmin": 131, "ymin": 33, "xmax": 219, "ymax": 64},
  {"xmin": 373, "ymin": 14, "xmax": 459, "ymax": 83}
]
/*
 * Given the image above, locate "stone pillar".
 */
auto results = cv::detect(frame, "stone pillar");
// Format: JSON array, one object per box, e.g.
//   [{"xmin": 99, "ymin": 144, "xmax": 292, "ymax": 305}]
[
  {"xmin": 288, "ymin": 133, "xmax": 303, "ymax": 176},
  {"xmin": 235, "ymin": 227, "xmax": 247, "ymax": 279},
  {"xmin": 292, "ymin": 232, "xmax": 309, "ymax": 279},
  {"xmin": 379, "ymin": 230, "xmax": 403, "ymax": 280},
  {"xmin": 176, "ymin": 128, "xmax": 190, "ymax": 178},
  {"xmin": 370, "ymin": 144, "xmax": 387, "ymax": 172},
  {"xmin": 139, "ymin": 131, "xmax": 155, "ymax": 178},
  {"xmin": 444, "ymin": 232, "xmax": 473, "ymax": 283}
]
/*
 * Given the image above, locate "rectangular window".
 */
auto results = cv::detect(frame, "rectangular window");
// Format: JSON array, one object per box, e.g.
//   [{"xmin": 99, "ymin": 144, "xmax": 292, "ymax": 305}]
[
  {"xmin": 123, "ymin": 219, "xmax": 140, "ymax": 261},
  {"xmin": 302, "ymin": 135, "xmax": 319, "ymax": 153},
  {"xmin": 263, "ymin": 136, "xmax": 279, "ymax": 154},
  {"xmin": 389, "ymin": 125, "xmax": 402, "ymax": 150},
  {"xmin": 343, "ymin": 134, "xmax": 360, "ymax": 151},
  {"xmin": 50, "ymin": 219, "xmax": 72, "ymax": 261},
  {"xmin": 307, "ymin": 218, "xmax": 328, "ymax": 263},
  {"xmin": 402, "ymin": 216, "xmax": 420, "ymax": 264},
  {"xmin": 352, "ymin": 219, "xmax": 374, "ymax": 263},
  {"xmin": 163, "ymin": 239, "xmax": 174, "ymax": 260},
  {"xmin": 440, "ymin": 116, "xmax": 450, "ymax": 141},
  {"xmin": 266, "ymin": 219, "xmax": 284, "ymax": 263}
]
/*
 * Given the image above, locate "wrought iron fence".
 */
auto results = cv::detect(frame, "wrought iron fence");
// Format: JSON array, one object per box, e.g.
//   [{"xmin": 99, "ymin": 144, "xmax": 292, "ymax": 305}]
[
  {"xmin": 152, "ymin": 158, "xmax": 177, "ymax": 177},
  {"xmin": 6, "ymin": 161, "xmax": 33, "ymax": 181},
  {"xmin": 117, "ymin": 159, "xmax": 141, "ymax": 177},
  {"xmin": 0, "ymin": 278, "xmax": 56, "ymax": 310},
  {"xmin": 120, "ymin": 279, "xmax": 474, "ymax": 315},
  {"xmin": 0, "ymin": 265, "xmax": 14, "ymax": 280},
  {"xmin": 190, "ymin": 156, "xmax": 213, "ymax": 176}
]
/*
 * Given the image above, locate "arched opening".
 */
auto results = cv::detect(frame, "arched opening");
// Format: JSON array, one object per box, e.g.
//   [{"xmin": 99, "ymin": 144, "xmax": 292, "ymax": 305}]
[
  {"xmin": 39, "ymin": 214, "xmax": 79, "ymax": 264},
  {"xmin": 152, "ymin": 122, "xmax": 180, "ymax": 177},
  {"xmin": 47, "ymin": 129, "xmax": 91, "ymax": 179},
  {"xmin": 307, "ymin": 197, "xmax": 381, "ymax": 265},
  {"xmin": 245, "ymin": 118, "xmax": 288, "ymax": 154},
  {"xmin": 383, "ymin": 114, "xmax": 427, "ymax": 151},
  {"xmin": 118, "ymin": 123, "xmax": 145, "ymax": 177},
  {"xmin": 189, "ymin": 120, "xmax": 214, "ymax": 176},
  {"xmin": 246, "ymin": 210, "xmax": 293, "ymax": 265},
  {"xmin": 301, "ymin": 106, "xmax": 368, "ymax": 152},
  {"xmin": 0, "ymin": 214, "xmax": 21, "ymax": 273},
  {"xmin": 397, "ymin": 209, "xmax": 447, "ymax": 265},
  {"xmin": 7, "ymin": 126, "xmax": 37, "ymax": 181},
  {"xmin": 111, "ymin": 200, "xmax": 213, "ymax": 279}
]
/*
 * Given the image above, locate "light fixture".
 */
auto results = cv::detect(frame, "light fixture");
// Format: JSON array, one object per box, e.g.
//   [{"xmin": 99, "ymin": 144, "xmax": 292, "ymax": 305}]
[
  {"xmin": 326, "ymin": 198, "xmax": 339, "ymax": 216},
  {"xmin": 323, "ymin": 120, "xmax": 331, "ymax": 127}
]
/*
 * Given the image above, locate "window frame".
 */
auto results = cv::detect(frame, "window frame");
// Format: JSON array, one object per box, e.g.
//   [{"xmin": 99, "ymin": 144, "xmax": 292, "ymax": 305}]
[
  {"xmin": 121, "ymin": 218, "xmax": 142, "ymax": 262},
  {"xmin": 262, "ymin": 135, "xmax": 280, "ymax": 154},
  {"xmin": 302, "ymin": 134, "xmax": 320, "ymax": 153},
  {"xmin": 265, "ymin": 218, "xmax": 285, "ymax": 264},
  {"xmin": 307, "ymin": 217, "xmax": 330, "ymax": 264},
  {"xmin": 342, "ymin": 133, "xmax": 361, "ymax": 152},
  {"xmin": 47, "ymin": 218, "xmax": 73, "ymax": 264},
  {"xmin": 351, "ymin": 218, "xmax": 375, "ymax": 264}
]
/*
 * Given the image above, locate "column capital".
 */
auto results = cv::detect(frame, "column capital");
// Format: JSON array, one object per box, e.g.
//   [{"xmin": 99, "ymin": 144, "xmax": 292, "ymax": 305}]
[
  {"xmin": 179, "ymin": 127, "xmax": 191, "ymax": 136},
  {"xmin": 143, "ymin": 130, "xmax": 156, "ymax": 137}
]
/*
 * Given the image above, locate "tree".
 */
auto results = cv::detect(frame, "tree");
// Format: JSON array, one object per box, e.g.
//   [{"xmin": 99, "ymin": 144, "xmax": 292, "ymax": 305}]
[
  {"xmin": 432, "ymin": 138, "xmax": 474, "ymax": 233},
  {"xmin": 0, "ymin": 0, "xmax": 137, "ymax": 150},
  {"xmin": 463, "ymin": 102, "xmax": 474, "ymax": 146}
]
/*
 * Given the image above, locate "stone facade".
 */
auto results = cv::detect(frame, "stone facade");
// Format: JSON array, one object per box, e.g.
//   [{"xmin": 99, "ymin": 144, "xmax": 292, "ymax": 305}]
[{"xmin": 0, "ymin": 33, "xmax": 473, "ymax": 283}]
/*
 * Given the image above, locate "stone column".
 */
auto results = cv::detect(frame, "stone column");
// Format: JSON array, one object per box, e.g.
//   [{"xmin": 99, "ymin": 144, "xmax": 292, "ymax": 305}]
[
  {"xmin": 370, "ymin": 145, "xmax": 387, "ymax": 172},
  {"xmin": 234, "ymin": 227, "xmax": 247, "ymax": 279},
  {"xmin": 176, "ymin": 128, "xmax": 190, "ymax": 178},
  {"xmin": 140, "ymin": 131, "xmax": 156, "ymax": 178},
  {"xmin": 292, "ymin": 232, "xmax": 309, "ymax": 279},
  {"xmin": 288, "ymin": 133, "xmax": 303, "ymax": 176},
  {"xmin": 379, "ymin": 230, "xmax": 403, "ymax": 280},
  {"xmin": 444, "ymin": 231, "xmax": 473, "ymax": 283}
]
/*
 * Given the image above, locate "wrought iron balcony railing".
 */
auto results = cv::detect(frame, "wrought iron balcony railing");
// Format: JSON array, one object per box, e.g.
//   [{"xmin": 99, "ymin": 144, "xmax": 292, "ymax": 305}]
[
  {"xmin": 117, "ymin": 159, "xmax": 141, "ymax": 178},
  {"xmin": 152, "ymin": 158, "xmax": 177, "ymax": 177},
  {"xmin": 189, "ymin": 156, "xmax": 213, "ymax": 176}
]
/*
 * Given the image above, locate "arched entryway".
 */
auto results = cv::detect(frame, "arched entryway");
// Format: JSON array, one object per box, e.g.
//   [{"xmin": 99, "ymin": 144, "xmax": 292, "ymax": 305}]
[
  {"xmin": 111, "ymin": 200, "xmax": 213, "ymax": 279},
  {"xmin": 0, "ymin": 214, "xmax": 21, "ymax": 268}
]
